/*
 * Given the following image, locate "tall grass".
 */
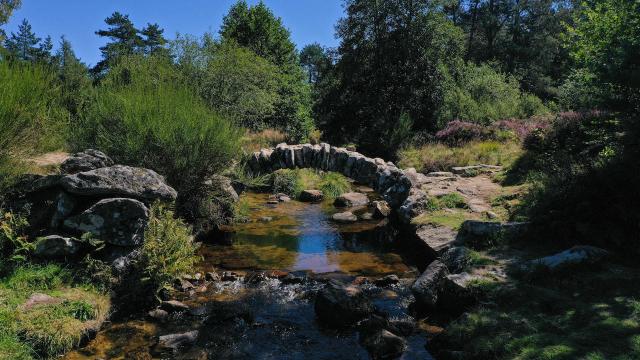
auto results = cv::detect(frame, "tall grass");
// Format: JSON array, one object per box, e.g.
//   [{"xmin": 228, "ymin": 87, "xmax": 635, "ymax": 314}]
[
  {"xmin": 398, "ymin": 141, "xmax": 523, "ymax": 173},
  {"xmin": 70, "ymin": 55, "xmax": 242, "ymax": 193},
  {"xmin": 0, "ymin": 61, "xmax": 68, "ymax": 189},
  {"xmin": 271, "ymin": 168, "xmax": 351, "ymax": 199}
]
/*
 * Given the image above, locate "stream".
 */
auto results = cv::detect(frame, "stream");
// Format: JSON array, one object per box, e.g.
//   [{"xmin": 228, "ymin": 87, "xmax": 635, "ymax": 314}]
[{"xmin": 64, "ymin": 191, "xmax": 434, "ymax": 359}]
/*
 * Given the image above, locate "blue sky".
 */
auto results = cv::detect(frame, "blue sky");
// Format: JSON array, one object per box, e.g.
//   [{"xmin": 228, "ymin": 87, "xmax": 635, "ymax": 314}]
[{"xmin": 3, "ymin": 0, "xmax": 344, "ymax": 66}]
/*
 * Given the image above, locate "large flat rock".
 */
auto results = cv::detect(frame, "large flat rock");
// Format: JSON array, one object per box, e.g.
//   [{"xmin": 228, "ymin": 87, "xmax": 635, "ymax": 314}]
[{"xmin": 60, "ymin": 165, "xmax": 177, "ymax": 202}]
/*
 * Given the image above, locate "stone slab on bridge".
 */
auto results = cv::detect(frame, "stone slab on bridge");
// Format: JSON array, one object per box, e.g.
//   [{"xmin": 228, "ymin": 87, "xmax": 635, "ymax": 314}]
[{"xmin": 247, "ymin": 143, "xmax": 414, "ymax": 208}]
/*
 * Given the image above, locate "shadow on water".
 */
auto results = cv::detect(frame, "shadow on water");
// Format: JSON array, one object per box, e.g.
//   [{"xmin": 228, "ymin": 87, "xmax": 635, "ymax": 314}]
[{"xmin": 65, "ymin": 192, "xmax": 433, "ymax": 359}]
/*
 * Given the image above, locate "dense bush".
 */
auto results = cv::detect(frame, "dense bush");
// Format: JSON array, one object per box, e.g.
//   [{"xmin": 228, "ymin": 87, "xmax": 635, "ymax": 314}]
[
  {"xmin": 173, "ymin": 37, "xmax": 281, "ymax": 131},
  {"xmin": 435, "ymin": 120, "xmax": 492, "ymax": 145},
  {"xmin": 435, "ymin": 117, "xmax": 551, "ymax": 146},
  {"xmin": 71, "ymin": 55, "xmax": 241, "ymax": 193},
  {"xmin": 0, "ymin": 61, "xmax": 68, "ymax": 189},
  {"xmin": 172, "ymin": 35, "xmax": 314, "ymax": 142},
  {"xmin": 509, "ymin": 111, "xmax": 640, "ymax": 253},
  {"xmin": 438, "ymin": 62, "xmax": 548, "ymax": 126}
]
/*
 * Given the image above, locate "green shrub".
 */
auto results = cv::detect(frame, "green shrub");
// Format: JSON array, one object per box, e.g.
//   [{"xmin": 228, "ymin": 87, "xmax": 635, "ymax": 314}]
[
  {"xmin": 172, "ymin": 36, "xmax": 315, "ymax": 141},
  {"xmin": 557, "ymin": 69, "xmax": 607, "ymax": 111},
  {"xmin": 141, "ymin": 203, "xmax": 200, "ymax": 289},
  {"xmin": 71, "ymin": 55, "xmax": 242, "ymax": 194},
  {"xmin": 271, "ymin": 169, "xmax": 303, "ymax": 198},
  {"xmin": 318, "ymin": 172, "xmax": 351, "ymax": 199},
  {"xmin": 271, "ymin": 169, "xmax": 351, "ymax": 200},
  {"xmin": 438, "ymin": 62, "xmax": 548, "ymax": 126},
  {"xmin": 437, "ymin": 193, "xmax": 468, "ymax": 209},
  {"xmin": 0, "ymin": 210, "xmax": 32, "ymax": 271},
  {"xmin": 0, "ymin": 61, "xmax": 68, "ymax": 189},
  {"xmin": 175, "ymin": 38, "xmax": 281, "ymax": 131}
]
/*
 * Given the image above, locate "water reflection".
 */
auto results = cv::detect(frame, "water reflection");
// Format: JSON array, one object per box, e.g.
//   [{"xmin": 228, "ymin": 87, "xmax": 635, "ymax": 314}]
[{"xmin": 201, "ymin": 193, "xmax": 411, "ymax": 275}]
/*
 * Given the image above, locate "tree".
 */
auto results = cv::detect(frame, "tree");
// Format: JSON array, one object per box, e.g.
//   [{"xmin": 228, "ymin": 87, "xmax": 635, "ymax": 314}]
[
  {"xmin": 316, "ymin": 0, "xmax": 465, "ymax": 156},
  {"xmin": 0, "ymin": 0, "xmax": 21, "ymax": 42},
  {"xmin": 55, "ymin": 37, "xmax": 92, "ymax": 115},
  {"xmin": 93, "ymin": 12, "xmax": 143, "ymax": 76},
  {"xmin": 450, "ymin": 0, "xmax": 575, "ymax": 99},
  {"xmin": 173, "ymin": 36, "xmax": 281, "ymax": 130},
  {"xmin": 565, "ymin": 0, "xmax": 640, "ymax": 111},
  {"xmin": 141, "ymin": 23, "xmax": 169, "ymax": 57},
  {"xmin": 300, "ymin": 43, "xmax": 331, "ymax": 84},
  {"xmin": 220, "ymin": 1, "xmax": 297, "ymax": 69},
  {"xmin": 218, "ymin": 1, "xmax": 314, "ymax": 141},
  {"xmin": 3, "ymin": 19, "xmax": 51, "ymax": 62}
]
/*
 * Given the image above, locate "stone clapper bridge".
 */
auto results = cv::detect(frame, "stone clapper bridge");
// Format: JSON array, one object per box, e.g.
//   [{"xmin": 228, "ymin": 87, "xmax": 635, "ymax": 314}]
[{"xmin": 247, "ymin": 143, "xmax": 418, "ymax": 213}]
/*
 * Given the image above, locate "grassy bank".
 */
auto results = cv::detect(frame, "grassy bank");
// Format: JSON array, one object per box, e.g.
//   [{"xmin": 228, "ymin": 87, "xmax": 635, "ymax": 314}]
[
  {"xmin": 398, "ymin": 141, "xmax": 523, "ymax": 173},
  {"xmin": 431, "ymin": 261, "xmax": 640, "ymax": 359},
  {"xmin": 0, "ymin": 264, "xmax": 110, "ymax": 359}
]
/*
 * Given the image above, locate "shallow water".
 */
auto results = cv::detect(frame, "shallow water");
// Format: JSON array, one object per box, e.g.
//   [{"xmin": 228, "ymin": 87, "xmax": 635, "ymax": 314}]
[
  {"xmin": 200, "ymin": 193, "xmax": 414, "ymax": 275},
  {"xmin": 65, "ymin": 192, "xmax": 433, "ymax": 360}
]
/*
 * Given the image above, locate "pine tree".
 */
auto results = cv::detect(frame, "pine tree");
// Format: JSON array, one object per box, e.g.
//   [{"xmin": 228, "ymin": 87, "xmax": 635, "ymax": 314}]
[
  {"xmin": 300, "ymin": 43, "xmax": 330, "ymax": 84},
  {"xmin": 140, "ymin": 23, "xmax": 169, "ymax": 57},
  {"xmin": 36, "ymin": 35, "xmax": 53, "ymax": 62},
  {"xmin": 4, "ymin": 19, "xmax": 40, "ymax": 61},
  {"xmin": 93, "ymin": 12, "xmax": 143, "ymax": 75},
  {"xmin": 220, "ymin": 1, "xmax": 297, "ymax": 69},
  {"xmin": 55, "ymin": 36, "xmax": 91, "ymax": 115}
]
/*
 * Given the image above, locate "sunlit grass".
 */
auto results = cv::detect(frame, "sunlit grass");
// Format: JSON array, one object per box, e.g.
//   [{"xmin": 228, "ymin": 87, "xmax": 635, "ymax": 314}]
[
  {"xmin": 398, "ymin": 141, "xmax": 522, "ymax": 173},
  {"xmin": 0, "ymin": 264, "xmax": 110, "ymax": 359}
]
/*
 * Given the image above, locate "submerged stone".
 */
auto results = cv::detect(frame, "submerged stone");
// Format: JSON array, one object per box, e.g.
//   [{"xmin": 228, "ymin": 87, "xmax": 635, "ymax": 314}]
[
  {"xmin": 332, "ymin": 211, "xmax": 358, "ymax": 223},
  {"xmin": 334, "ymin": 192, "xmax": 369, "ymax": 207}
]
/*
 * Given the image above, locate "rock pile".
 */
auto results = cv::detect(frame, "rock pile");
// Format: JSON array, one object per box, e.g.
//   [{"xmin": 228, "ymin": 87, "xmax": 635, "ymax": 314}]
[{"xmin": 4, "ymin": 149, "xmax": 177, "ymax": 262}]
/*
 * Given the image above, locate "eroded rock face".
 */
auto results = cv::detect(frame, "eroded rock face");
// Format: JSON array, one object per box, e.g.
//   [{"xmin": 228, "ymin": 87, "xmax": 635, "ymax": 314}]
[
  {"xmin": 60, "ymin": 149, "xmax": 114, "ymax": 174},
  {"xmin": 157, "ymin": 330, "xmax": 198, "ymax": 351},
  {"xmin": 403, "ymin": 168, "xmax": 429, "ymax": 187},
  {"xmin": 203, "ymin": 175, "xmax": 239, "ymax": 202},
  {"xmin": 60, "ymin": 165, "xmax": 177, "ymax": 202},
  {"xmin": 33, "ymin": 235, "xmax": 82, "ymax": 258},
  {"xmin": 64, "ymin": 198, "xmax": 149, "ymax": 246},
  {"xmin": 460, "ymin": 220, "xmax": 527, "ymax": 248},
  {"xmin": 334, "ymin": 192, "xmax": 369, "ymax": 207},
  {"xmin": 441, "ymin": 246, "xmax": 472, "ymax": 273},
  {"xmin": 315, "ymin": 281, "xmax": 374, "ymax": 327}
]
